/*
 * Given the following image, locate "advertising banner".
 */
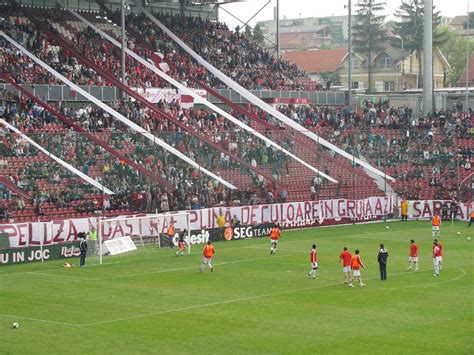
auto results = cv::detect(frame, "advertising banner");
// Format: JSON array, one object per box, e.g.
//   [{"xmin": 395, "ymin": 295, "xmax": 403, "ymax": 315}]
[
  {"xmin": 0, "ymin": 242, "xmax": 80, "ymax": 266},
  {"xmin": 162, "ymin": 223, "xmax": 275, "ymax": 248},
  {"xmin": 6, "ymin": 196, "xmax": 470, "ymax": 250},
  {"xmin": 406, "ymin": 200, "xmax": 472, "ymax": 220}
]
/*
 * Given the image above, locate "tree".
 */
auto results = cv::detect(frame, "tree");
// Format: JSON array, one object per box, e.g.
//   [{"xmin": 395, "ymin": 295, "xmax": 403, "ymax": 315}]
[
  {"xmin": 320, "ymin": 71, "xmax": 342, "ymax": 87},
  {"xmin": 253, "ymin": 23, "xmax": 264, "ymax": 44},
  {"xmin": 463, "ymin": 12, "xmax": 474, "ymax": 29},
  {"xmin": 440, "ymin": 31, "xmax": 474, "ymax": 86},
  {"xmin": 395, "ymin": 0, "xmax": 449, "ymax": 88},
  {"xmin": 352, "ymin": 0, "xmax": 387, "ymax": 93}
]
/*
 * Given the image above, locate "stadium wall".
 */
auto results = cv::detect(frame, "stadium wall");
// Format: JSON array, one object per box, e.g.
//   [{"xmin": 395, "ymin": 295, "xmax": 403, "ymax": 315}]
[{"xmin": 0, "ymin": 84, "xmax": 346, "ymax": 105}]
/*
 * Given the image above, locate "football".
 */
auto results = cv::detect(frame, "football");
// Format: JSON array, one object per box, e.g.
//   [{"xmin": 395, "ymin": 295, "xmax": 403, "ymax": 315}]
[
  {"xmin": 12, "ymin": 322, "xmax": 19, "ymax": 329},
  {"xmin": 456, "ymin": 232, "xmax": 461, "ymax": 236},
  {"xmin": 385, "ymin": 226, "xmax": 390, "ymax": 229},
  {"xmin": 467, "ymin": 237, "xmax": 471, "ymax": 241}
]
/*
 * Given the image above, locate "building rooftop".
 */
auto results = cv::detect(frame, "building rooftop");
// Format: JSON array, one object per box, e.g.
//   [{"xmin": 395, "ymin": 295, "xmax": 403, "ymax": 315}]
[{"xmin": 283, "ymin": 48, "xmax": 348, "ymax": 73}]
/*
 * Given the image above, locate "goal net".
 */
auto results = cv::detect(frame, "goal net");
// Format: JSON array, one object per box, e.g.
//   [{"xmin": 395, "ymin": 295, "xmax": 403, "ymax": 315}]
[{"xmin": 97, "ymin": 212, "xmax": 191, "ymax": 265}]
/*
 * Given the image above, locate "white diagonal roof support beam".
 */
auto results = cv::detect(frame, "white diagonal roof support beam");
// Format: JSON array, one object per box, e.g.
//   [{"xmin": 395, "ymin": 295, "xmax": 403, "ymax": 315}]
[
  {"xmin": 59, "ymin": 2, "xmax": 337, "ymax": 183},
  {"xmin": 136, "ymin": 3, "xmax": 394, "ymax": 182},
  {"xmin": 0, "ymin": 30, "xmax": 237, "ymax": 190},
  {"xmin": 0, "ymin": 119, "xmax": 115, "ymax": 195}
]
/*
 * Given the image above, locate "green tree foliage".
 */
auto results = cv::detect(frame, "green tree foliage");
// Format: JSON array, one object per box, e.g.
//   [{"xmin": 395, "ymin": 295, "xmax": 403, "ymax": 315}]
[
  {"xmin": 253, "ymin": 24, "xmax": 264, "ymax": 44},
  {"xmin": 320, "ymin": 71, "xmax": 342, "ymax": 87},
  {"xmin": 395, "ymin": 0, "xmax": 449, "ymax": 88},
  {"xmin": 440, "ymin": 31, "xmax": 474, "ymax": 86},
  {"xmin": 352, "ymin": 0, "xmax": 387, "ymax": 93},
  {"xmin": 463, "ymin": 12, "xmax": 474, "ymax": 29}
]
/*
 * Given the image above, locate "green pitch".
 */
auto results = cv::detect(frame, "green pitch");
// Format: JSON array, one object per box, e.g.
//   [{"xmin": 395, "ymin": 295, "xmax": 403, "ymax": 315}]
[{"xmin": 1, "ymin": 221, "xmax": 473, "ymax": 354}]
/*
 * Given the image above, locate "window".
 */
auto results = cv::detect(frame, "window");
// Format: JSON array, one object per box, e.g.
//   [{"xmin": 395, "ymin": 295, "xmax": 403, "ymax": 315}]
[
  {"xmin": 351, "ymin": 82, "xmax": 359, "ymax": 89},
  {"xmin": 351, "ymin": 58, "xmax": 359, "ymax": 69},
  {"xmin": 379, "ymin": 55, "xmax": 392, "ymax": 69},
  {"xmin": 384, "ymin": 81, "xmax": 395, "ymax": 92}
]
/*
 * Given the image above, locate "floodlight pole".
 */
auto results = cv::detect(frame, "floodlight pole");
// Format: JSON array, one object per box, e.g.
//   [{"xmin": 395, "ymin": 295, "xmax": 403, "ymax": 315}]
[
  {"xmin": 348, "ymin": 0, "xmax": 353, "ymax": 109},
  {"xmin": 121, "ymin": 0, "xmax": 127, "ymax": 98},
  {"xmin": 423, "ymin": 0, "xmax": 433, "ymax": 115},
  {"xmin": 466, "ymin": 0, "xmax": 470, "ymax": 108},
  {"xmin": 276, "ymin": 0, "xmax": 280, "ymax": 58}
]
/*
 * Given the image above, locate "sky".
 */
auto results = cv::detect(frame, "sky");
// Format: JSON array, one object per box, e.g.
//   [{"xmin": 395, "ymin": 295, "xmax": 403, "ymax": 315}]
[{"xmin": 218, "ymin": 0, "xmax": 471, "ymax": 29}]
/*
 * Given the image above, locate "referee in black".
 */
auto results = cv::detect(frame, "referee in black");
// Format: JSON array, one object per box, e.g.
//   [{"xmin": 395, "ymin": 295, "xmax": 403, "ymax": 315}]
[
  {"xmin": 377, "ymin": 244, "xmax": 388, "ymax": 280},
  {"xmin": 79, "ymin": 232, "xmax": 88, "ymax": 268}
]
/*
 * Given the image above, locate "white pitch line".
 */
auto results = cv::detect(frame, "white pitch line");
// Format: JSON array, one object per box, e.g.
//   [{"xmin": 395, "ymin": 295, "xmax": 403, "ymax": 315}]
[
  {"xmin": 0, "ymin": 313, "xmax": 77, "ymax": 327},
  {"xmin": 81, "ymin": 265, "xmax": 469, "ymax": 327},
  {"xmin": 1, "ymin": 265, "xmax": 469, "ymax": 328},
  {"xmin": 95, "ymin": 252, "xmax": 307, "ymax": 281}
]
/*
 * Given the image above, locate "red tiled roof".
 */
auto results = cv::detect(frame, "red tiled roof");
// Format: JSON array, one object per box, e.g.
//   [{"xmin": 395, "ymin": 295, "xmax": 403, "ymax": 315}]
[
  {"xmin": 282, "ymin": 48, "xmax": 348, "ymax": 73},
  {"xmin": 458, "ymin": 53, "xmax": 474, "ymax": 85}
]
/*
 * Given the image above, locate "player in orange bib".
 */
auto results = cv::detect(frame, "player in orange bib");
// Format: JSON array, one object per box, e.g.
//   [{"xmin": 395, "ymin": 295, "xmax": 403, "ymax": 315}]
[
  {"xmin": 431, "ymin": 212, "xmax": 441, "ymax": 238},
  {"xmin": 167, "ymin": 222, "xmax": 175, "ymax": 249},
  {"xmin": 200, "ymin": 241, "xmax": 215, "ymax": 273},
  {"xmin": 351, "ymin": 250, "xmax": 366, "ymax": 287},
  {"xmin": 270, "ymin": 226, "xmax": 281, "ymax": 255}
]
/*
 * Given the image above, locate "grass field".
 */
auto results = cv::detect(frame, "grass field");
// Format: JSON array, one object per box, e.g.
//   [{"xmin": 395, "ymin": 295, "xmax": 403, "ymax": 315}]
[{"xmin": 0, "ymin": 220, "xmax": 473, "ymax": 354}]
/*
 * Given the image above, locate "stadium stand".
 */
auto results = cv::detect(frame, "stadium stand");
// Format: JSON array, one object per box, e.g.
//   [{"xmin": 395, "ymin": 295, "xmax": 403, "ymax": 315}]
[{"xmin": 0, "ymin": 5, "xmax": 472, "ymax": 223}]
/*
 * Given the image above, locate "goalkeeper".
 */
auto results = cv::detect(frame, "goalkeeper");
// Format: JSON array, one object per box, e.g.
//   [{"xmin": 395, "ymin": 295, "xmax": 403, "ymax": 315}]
[{"xmin": 175, "ymin": 235, "xmax": 186, "ymax": 256}]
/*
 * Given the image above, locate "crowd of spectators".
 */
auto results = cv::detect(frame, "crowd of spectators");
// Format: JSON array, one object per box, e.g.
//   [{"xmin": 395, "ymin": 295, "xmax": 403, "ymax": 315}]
[
  {"xmin": 274, "ymin": 99, "xmax": 472, "ymax": 201},
  {"xmin": 1, "ymin": 86, "xmax": 292, "ymax": 221},
  {"xmin": 0, "ymin": 6, "xmax": 321, "ymax": 91}
]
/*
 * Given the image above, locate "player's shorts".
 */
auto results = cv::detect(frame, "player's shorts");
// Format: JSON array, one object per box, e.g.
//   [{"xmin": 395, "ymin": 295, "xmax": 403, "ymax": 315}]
[
  {"xmin": 352, "ymin": 269, "xmax": 361, "ymax": 277},
  {"xmin": 432, "ymin": 226, "xmax": 440, "ymax": 232},
  {"xmin": 203, "ymin": 257, "xmax": 212, "ymax": 264},
  {"xmin": 433, "ymin": 257, "xmax": 441, "ymax": 266},
  {"xmin": 271, "ymin": 239, "xmax": 278, "ymax": 244},
  {"xmin": 438, "ymin": 256, "xmax": 443, "ymax": 263},
  {"xmin": 343, "ymin": 266, "xmax": 351, "ymax": 273},
  {"xmin": 409, "ymin": 256, "xmax": 418, "ymax": 262},
  {"xmin": 311, "ymin": 262, "xmax": 318, "ymax": 269}
]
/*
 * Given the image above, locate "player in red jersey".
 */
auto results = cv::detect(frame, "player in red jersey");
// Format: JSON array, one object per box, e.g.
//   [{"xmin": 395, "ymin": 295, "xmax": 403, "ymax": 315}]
[
  {"xmin": 432, "ymin": 212, "xmax": 441, "ymax": 238},
  {"xmin": 308, "ymin": 244, "xmax": 318, "ymax": 279},
  {"xmin": 270, "ymin": 226, "xmax": 281, "ymax": 255},
  {"xmin": 351, "ymin": 250, "xmax": 366, "ymax": 287},
  {"xmin": 407, "ymin": 239, "xmax": 419, "ymax": 271},
  {"xmin": 433, "ymin": 239, "xmax": 443, "ymax": 270},
  {"xmin": 338, "ymin": 247, "xmax": 353, "ymax": 286},
  {"xmin": 433, "ymin": 241, "xmax": 442, "ymax": 276}
]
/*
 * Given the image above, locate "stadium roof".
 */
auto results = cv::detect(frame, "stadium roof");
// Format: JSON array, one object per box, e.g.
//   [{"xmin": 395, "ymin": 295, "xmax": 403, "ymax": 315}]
[{"xmin": 0, "ymin": 0, "xmax": 243, "ymax": 12}]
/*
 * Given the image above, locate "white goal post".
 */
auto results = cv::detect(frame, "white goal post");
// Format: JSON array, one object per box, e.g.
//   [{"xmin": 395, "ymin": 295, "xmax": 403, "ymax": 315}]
[{"xmin": 97, "ymin": 212, "xmax": 191, "ymax": 265}]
